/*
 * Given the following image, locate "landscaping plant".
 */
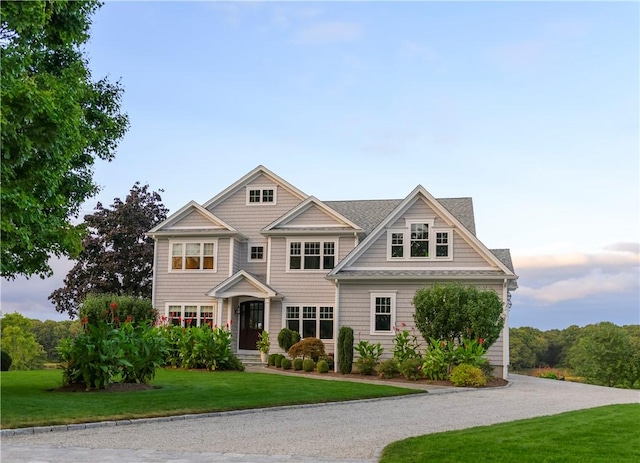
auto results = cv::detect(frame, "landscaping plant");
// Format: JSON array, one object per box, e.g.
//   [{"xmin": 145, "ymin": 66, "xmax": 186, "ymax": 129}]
[
  {"xmin": 288, "ymin": 337, "xmax": 326, "ymax": 361},
  {"xmin": 317, "ymin": 359, "xmax": 329, "ymax": 373},
  {"xmin": 338, "ymin": 326, "xmax": 354, "ymax": 374},
  {"xmin": 450, "ymin": 363, "xmax": 487, "ymax": 387},
  {"xmin": 393, "ymin": 325, "xmax": 421, "ymax": 362},
  {"xmin": 355, "ymin": 340, "xmax": 383, "ymax": 375},
  {"xmin": 277, "ymin": 328, "xmax": 301, "ymax": 352}
]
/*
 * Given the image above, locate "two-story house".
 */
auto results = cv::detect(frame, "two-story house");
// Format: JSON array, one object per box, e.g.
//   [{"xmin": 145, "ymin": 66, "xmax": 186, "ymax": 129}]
[{"xmin": 147, "ymin": 165, "xmax": 518, "ymax": 377}]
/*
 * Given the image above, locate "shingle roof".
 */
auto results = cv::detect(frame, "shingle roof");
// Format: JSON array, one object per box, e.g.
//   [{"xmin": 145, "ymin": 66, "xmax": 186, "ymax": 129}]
[{"xmin": 324, "ymin": 197, "xmax": 476, "ymax": 236}]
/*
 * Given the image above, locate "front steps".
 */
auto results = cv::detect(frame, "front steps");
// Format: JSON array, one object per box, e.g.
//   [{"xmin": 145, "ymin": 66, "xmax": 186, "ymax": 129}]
[{"xmin": 236, "ymin": 352, "xmax": 265, "ymax": 367}]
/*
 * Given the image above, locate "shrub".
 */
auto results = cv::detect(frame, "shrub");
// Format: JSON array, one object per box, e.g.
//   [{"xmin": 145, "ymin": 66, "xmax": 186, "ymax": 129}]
[
  {"xmin": 393, "ymin": 327, "xmax": 421, "ymax": 362},
  {"xmin": 317, "ymin": 359, "xmax": 329, "ymax": 373},
  {"xmin": 288, "ymin": 337, "xmax": 326, "ymax": 361},
  {"xmin": 321, "ymin": 353, "xmax": 335, "ymax": 370},
  {"xmin": 399, "ymin": 358, "xmax": 424, "ymax": 381},
  {"xmin": 356, "ymin": 357, "xmax": 378, "ymax": 375},
  {"xmin": 281, "ymin": 358, "xmax": 292, "ymax": 370},
  {"xmin": 303, "ymin": 358, "xmax": 315, "ymax": 372},
  {"xmin": 452, "ymin": 338, "xmax": 488, "ymax": 368},
  {"xmin": 277, "ymin": 328, "xmax": 301, "ymax": 352},
  {"xmin": 268, "ymin": 353, "xmax": 278, "ymax": 366},
  {"xmin": 422, "ymin": 338, "xmax": 454, "ymax": 380},
  {"xmin": 274, "ymin": 354, "xmax": 284, "ymax": 367},
  {"xmin": 1, "ymin": 350, "xmax": 13, "ymax": 371},
  {"xmin": 293, "ymin": 358, "xmax": 304, "ymax": 370},
  {"xmin": 377, "ymin": 358, "xmax": 400, "ymax": 379},
  {"xmin": 256, "ymin": 330, "xmax": 270, "ymax": 353},
  {"xmin": 450, "ymin": 364, "xmax": 487, "ymax": 387},
  {"xmin": 80, "ymin": 294, "xmax": 157, "ymax": 327},
  {"xmin": 338, "ymin": 326, "xmax": 354, "ymax": 374}
]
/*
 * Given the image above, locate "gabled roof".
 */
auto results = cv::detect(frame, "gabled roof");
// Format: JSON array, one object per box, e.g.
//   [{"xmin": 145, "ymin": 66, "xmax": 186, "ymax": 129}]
[
  {"xmin": 327, "ymin": 185, "xmax": 516, "ymax": 279},
  {"xmin": 206, "ymin": 270, "xmax": 281, "ymax": 298},
  {"xmin": 324, "ymin": 197, "xmax": 476, "ymax": 236},
  {"xmin": 202, "ymin": 165, "xmax": 308, "ymax": 209},
  {"xmin": 262, "ymin": 196, "xmax": 364, "ymax": 235},
  {"xmin": 147, "ymin": 201, "xmax": 239, "ymax": 237}
]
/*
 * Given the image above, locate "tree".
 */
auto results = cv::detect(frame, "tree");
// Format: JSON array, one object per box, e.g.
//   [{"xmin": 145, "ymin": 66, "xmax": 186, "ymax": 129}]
[
  {"xmin": 1, "ymin": 0, "xmax": 129, "ymax": 279},
  {"xmin": 413, "ymin": 283, "xmax": 505, "ymax": 348},
  {"xmin": 568, "ymin": 322, "xmax": 633, "ymax": 387},
  {"xmin": 0, "ymin": 312, "xmax": 45, "ymax": 370},
  {"xmin": 30, "ymin": 319, "xmax": 75, "ymax": 361},
  {"xmin": 49, "ymin": 183, "xmax": 168, "ymax": 318},
  {"xmin": 509, "ymin": 327, "xmax": 548, "ymax": 370}
]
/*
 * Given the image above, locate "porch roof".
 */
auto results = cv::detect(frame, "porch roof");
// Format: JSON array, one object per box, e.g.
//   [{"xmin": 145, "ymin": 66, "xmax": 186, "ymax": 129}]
[{"xmin": 206, "ymin": 270, "xmax": 281, "ymax": 299}]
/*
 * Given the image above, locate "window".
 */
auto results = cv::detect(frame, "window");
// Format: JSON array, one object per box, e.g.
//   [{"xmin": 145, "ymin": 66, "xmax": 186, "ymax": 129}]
[
  {"xmin": 246, "ymin": 187, "xmax": 276, "ymax": 205},
  {"xmin": 170, "ymin": 241, "xmax": 216, "ymax": 271},
  {"xmin": 370, "ymin": 292, "xmax": 396, "ymax": 334},
  {"xmin": 285, "ymin": 305, "xmax": 334, "ymax": 339},
  {"xmin": 387, "ymin": 222, "xmax": 452, "ymax": 261},
  {"xmin": 249, "ymin": 245, "xmax": 265, "ymax": 261},
  {"xmin": 288, "ymin": 240, "xmax": 337, "ymax": 271},
  {"xmin": 167, "ymin": 304, "xmax": 217, "ymax": 327}
]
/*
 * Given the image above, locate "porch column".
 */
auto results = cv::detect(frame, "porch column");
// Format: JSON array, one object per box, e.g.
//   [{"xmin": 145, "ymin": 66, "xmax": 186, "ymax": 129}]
[
  {"xmin": 216, "ymin": 298, "xmax": 224, "ymax": 328},
  {"xmin": 264, "ymin": 298, "xmax": 271, "ymax": 333}
]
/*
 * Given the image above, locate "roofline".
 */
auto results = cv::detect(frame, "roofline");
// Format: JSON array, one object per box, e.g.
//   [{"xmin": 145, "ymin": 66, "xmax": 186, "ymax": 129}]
[
  {"xmin": 148, "ymin": 200, "xmax": 238, "ymax": 234},
  {"xmin": 326, "ymin": 274, "xmax": 517, "ymax": 281},
  {"xmin": 262, "ymin": 196, "xmax": 364, "ymax": 233}
]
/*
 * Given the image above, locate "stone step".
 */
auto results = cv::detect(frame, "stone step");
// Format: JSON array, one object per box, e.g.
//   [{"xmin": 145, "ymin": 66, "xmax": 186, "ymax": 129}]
[{"xmin": 236, "ymin": 353, "xmax": 266, "ymax": 367}]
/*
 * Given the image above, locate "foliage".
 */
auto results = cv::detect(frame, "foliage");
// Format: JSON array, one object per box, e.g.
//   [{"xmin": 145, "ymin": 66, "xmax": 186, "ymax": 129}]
[
  {"xmin": 29, "ymin": 319, "xmax": 75, "ymax": 362},
  {"xmin": 1, "ymin": 0, "xmax": 129, "ymax": 278},
  {"xmin": 338, "ymin": 326, "xmax": 354, "ymax": 374},
  {"xmin": 256, "ymin": 330, "xmax": 270, "ymax": 353},
  {"xmin": 277, "ymin": 328, "xmax": 301, "ymax": 352},
  {"xmin": 0, "ymin": 312, "xmax": 45, "ymax": 370},
  {"xmin": 421, "ymin": 338, "xmax": 454, "ymax": 380},
  {"xmin": 413, "ymin": 283, "xmax": 504, "ymax": 347},
  {"xmin": 49, "ymin": 183, "xmax": 168, "ymax": 318},
  {"xmin": 1, "ymin": 350, "xmax": 13, "ymax": 371},
  {"xmin": 399, "ymin": 358, "xmax": 424, "ymax": 381},
  {"xmin": 281, "ymin": 358, "xmax": 292, "ymax": 370},
  {"xmin": 377, "ymin": 359, "xmax": 400, "ymax": 379},
  {"xmin": 302, "ymin": 358, "xmax": 315, "ymax": 372},
  {"xmin": 268, "ymin": 354, "xmax": 278, "ymax": 366},
  {"xmin": 355, "ymin": 340, "xmax": 384, "ymax": 375},
  {"xmin": 274, "ymin": 354, "xmax": 284, "ymax": 367},
  {"xmin": 79, "ymin": 294, "xmax": 157, "ymax": 327},
  {"xmin": 533, "ymin": 367, "xmax": 564, "ymax": 380},
  {"xmin": 509, "ymin": 326, "xmax": 548, "ymax": 369},
  {"xmin": 317, "ymin": 359, "xmax": 329, "ymax": 373},
  {"xmin": 392, "ymin": 326, "xmax": 422, "ymax": 363},
  {"xmin": 452, "ymin": 338, "xmax": 488, "ymax": 368},
  {"xmin": 293, "ymin": 358, "xmax": 304, "ymax": 370},
  {"xmin": 288, "ymin": 337, "xmax": 326, "ymax": 361},
  {"xmin": 320, "ymin": 353, "xmax": 334, "ymax": 370},
  {"xmin": 450, "ymin": 364, "xmax": 487, "ymax": 387},
  {"xmin": 568, "ymin": 322, "xmax": 636, "ymax": 388}
]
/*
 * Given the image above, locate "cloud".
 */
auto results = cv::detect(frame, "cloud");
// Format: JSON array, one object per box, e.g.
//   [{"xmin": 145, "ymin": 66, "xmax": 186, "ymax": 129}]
[{"xmin": 296, "ymin": 21, "xmax": 363, "ymax": 44}]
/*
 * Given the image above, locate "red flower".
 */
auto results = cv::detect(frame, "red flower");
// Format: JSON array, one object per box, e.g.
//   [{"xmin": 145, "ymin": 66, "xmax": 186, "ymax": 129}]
[
  {"xmin": 126, "ymin": 315, "xmax": 133, "ymax": 323},
  {"xmin": 478, "ymin": 338, "xmax": 484, "ymax": 345},
  {"xmin": 81, "ymin": 317, "xmax": 88, "ymax": 326},
  {"xmin": 110, "ymin": 302, "xmax": 118, "ymax": 310},
  {"xmin": 401, "ymin": 322, "xmax": 407, "ymax": 327}
]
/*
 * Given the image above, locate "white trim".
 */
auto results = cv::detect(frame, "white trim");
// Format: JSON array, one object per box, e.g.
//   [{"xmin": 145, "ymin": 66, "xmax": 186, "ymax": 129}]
[
  {"xmin": 262, "ymin": 196, "xmax": 363, "ymax": 233},
  {"xmin": 346, "ymin": 266, "xmax": 497, "ymax": 271},
  {"xmin": 266, "ymin": 236, "xmax": 272, "ymax": 284},
  {"xmin": 168, "ymin": 238, "xmax": 219, "ymax": 273},
  {"xmin": 229, "ymin": 238, "xmax": 234, "ymax": 277},
  {"xmin": 164, "ymin": 302, "xmax": 218, "ymax": 327},
  {"xmin": 148, "ymin": 200, "xmax": 237, "ymax": 235},
  {"xmin": 369, "ymin": 291, "xmax": 397, "ymax": 336},
  {"xmin": 503, "ymin": 279, "xmax": 510, "ymax": 379},
  {"xmin": 246, "ymin": 185, "xmax": 278, "ymax": 206},
  {"xmin": 247, "ymin": 241, "xmax": 267, "ymax": 262},
  {"xmin": 334, "ymin": 281, "xmax": 340, "ymax": 373},
  {"xmin": 151, "ymin": 238, "xmax": 158, "ymax": 309},
  {"xmin": 285, "ymin": 237, "xmax": 338, "ymax": 273}
]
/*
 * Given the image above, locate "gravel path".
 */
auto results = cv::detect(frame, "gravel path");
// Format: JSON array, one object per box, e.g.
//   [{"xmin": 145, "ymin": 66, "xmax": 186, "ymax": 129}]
[{"xmin": 2, "ymin": 374, "xmax": 638, "ymax": 463}]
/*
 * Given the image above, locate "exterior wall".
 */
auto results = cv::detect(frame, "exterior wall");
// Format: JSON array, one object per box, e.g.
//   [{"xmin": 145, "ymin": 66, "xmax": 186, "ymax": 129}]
[
  {"xmin": 172, "ymin": 210, "xmax": 220, "ymax": 228},
  {"xmin": 337, "ymin": 279, "xmax": 506, "ymax": 372},
  {"xmin": 282, "ymin": 205, "xmax": 346, "ymax": 227}
]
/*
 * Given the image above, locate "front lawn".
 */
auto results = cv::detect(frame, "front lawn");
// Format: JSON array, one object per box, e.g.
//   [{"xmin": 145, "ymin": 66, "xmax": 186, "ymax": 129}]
[
  {"xmin": 0, "ymin": 368, "xmax": 423, "ymax": 429},
  {"xmin": 380, "ymin": 404, "xmax": 640, "ymax": 463}
]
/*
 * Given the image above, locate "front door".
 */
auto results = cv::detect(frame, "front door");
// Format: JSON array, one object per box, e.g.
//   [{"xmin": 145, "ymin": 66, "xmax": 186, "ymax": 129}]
[{"xmin": 238, "ymin": 301, "xmax": 264, "ymax": 350}]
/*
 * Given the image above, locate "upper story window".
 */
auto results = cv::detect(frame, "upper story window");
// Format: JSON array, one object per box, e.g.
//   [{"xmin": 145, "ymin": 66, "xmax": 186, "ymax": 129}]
[
  {"xmin": 288, "ymin": 239, "xmax": 336, "ymax": 271},
  {"xmin": 249, "ymin": 245, "xmax": 265, "ymax": 262},
  {"xmin": 170, "ymin": 240, "xmax": 217, "ymax": 271},
  {"xmin": 246, "ymin": 186, "xmax": 276, "ymax": 205},
  {"xmin": 387, "ymin": 220, "xmax": 452, "ymax": 261}
]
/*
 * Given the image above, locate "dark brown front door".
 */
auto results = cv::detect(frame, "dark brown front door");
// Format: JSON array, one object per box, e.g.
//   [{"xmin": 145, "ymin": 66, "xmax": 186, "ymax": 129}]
[{"xmin": 238, "ymin": 301, "xmax": 264, "ymax": 350}]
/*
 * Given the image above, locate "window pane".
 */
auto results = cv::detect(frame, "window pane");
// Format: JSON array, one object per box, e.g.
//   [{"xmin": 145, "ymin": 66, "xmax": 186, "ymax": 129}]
[
  {"xmin": 286, "ymin": 306, "xmax": 300, "ymax": 319},
  {"xmin": 186, "ymin": 243, "xmax": 201, "ymax": 269},
  {"xmin": 410, "ymin": 241, "xmax": 429, "ymax": 257},
  {"xmin": 304, "ymin": 256, "xmax": 320, "ymax": 269},
  {"xmin": 262, "ymin": 189, "xmax": 274, "ymax": 202},
  {"xmin": 436, "ymin": 232, "xmax": 449, "ymax": 257},
  {"xmin": 410, "ymin": 224, "xmax": 429, "ymax": 257},
  {"xmin": 287, "ymin": 320, "xmax": 300, "ymax": 333},
  {"xmin": 320, "ymin": 320, "xmax": 333, "ymax": 339},
  {"xmin": 202, "ymin": 256, "xmax": 214, "ymax": 269},
  {"xmin": 303, "ymin": 306, "xmax": 316, "ymax": 319},
  {"xmin": 251, "ymin": 246, "xmax": 264, "ymax": 260},
  {"xmin": 290, "ymin": 256, "xmax": 301, "ymax": 269},
  {"xmin": 391, "ymin": 233, "xmax": 404, "ymax": 258},
  {"xmin": 305, "ymin": 242, "xmax": 320, "ymax": 255},
  {"xmin": 249, "ymin": 190, "xmax": 260, "ymax": 202},
  {"xmin": 303, "ymin": 320, "xmax": 316, "ymax": 338},
  {"xmin": 185, "ymin": 257, "xmax": 200, "ymax": 269},
  {"xmin": 323, "ymin": 255, "xmax": 335, "ymax": 269},
  {"xmin": 304, "ymin": 243, "xmax": 321, "ymax": 269},
  {"xmin": 169, "ymin": 306, "xmax": 181, "ymax": 326},
  {"xmin": 376, "ymin": 297, "xmax": 391, "ymax": 314},
  {"xmin": 171, "ymin": 244, "xmax": 183, "ymax": 269},
  {"xmin": 203, "ymin": 243, "xmax": 214, "ymax": 255},
  {"xmin": 184, "ymin": 307, "xmax": 197, "ymax": 327},
  {"xmin": 375, "ymin": 314, "xmax": 391, "ymax": 332}
]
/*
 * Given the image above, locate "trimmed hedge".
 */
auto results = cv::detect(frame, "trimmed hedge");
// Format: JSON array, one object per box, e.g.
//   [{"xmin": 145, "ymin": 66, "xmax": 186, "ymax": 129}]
[{"xmin": 338, "ymin": 326, "xmax": 354, "ymax": 374}]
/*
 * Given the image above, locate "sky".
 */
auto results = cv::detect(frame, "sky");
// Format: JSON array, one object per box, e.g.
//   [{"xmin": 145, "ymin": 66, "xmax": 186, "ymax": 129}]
[{"xmin": 1, "ymin": 1, "xmax": 638, "ymax": 331}]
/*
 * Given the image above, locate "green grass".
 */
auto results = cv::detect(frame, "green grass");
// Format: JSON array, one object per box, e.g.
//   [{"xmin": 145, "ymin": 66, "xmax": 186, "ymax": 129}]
[
  {"xmin": 0, "ymin": 368, "xmax": 422, "ymax": 429},
  {"xmin": 380, "ymin": 404, "xmax": 640, "ymax": 463}
]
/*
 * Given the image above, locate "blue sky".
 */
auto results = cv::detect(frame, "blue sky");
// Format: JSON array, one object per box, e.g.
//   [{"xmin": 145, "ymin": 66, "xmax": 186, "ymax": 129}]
[{"xmin": 2, "ymin": 1, "xmax": 638, "ymax": 330}]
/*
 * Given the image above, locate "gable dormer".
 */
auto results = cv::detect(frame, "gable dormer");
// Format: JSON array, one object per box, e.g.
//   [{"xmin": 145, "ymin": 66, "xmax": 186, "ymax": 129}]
[{"xmin": 147, "ymin": 201, "xmax": 239, "ymax": 237}]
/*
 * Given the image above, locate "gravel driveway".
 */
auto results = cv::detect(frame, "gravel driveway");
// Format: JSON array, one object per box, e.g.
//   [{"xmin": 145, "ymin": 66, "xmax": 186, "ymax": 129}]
[{"xmin": 2, "ymin": 374, "xmax": 638, "ymax": 463}]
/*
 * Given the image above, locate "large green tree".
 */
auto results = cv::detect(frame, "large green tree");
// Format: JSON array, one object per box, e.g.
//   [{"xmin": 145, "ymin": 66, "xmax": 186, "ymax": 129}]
[
  {"xmin": 413, "ymin": 283, "xmax": 505, "ymax": 348},
  {"xmin": 49, "ymin": 183, "xmax": 168, "ymax": 318},
  {"xmin": 509, "ymin": 326, "xmax": 548, "ymax": 370},
  {"xmin": 0, "ymin": 312, "xmax": 45, "ymax": 370},
  {"xmin": 1, "ymin": 0, "xmax": 129, "ymax": 279}
]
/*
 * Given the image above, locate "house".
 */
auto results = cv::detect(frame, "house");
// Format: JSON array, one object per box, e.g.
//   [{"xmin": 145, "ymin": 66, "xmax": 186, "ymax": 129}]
[{"xmin": 147, "ymin": 166, "xmax": 518, "ymax": 377}]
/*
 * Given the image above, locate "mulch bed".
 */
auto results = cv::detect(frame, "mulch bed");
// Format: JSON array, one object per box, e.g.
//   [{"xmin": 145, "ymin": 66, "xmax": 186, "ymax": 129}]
[{"xmin": 265, "ymin": 366, "xmax": 508, "ymax": 388}]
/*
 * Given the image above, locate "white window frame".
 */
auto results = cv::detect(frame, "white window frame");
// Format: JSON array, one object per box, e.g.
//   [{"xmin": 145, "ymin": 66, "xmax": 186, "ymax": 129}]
[
  {"xmin": 370, "ymin": 292, "xmax": 396, "ymax": 335},
  {"xmin": 245, "ymin": 185, "xmax": 277, "ymax": 205},
  {"xmin": 385, "ymin": 220, "xmax": 453, "ymax": 262},
  {"xmin": 165, "ymin": 303, "xmax": 217, "ymax": 327},
  {"xmin": 284, "ymin": 304, "xmax": 334, "ymax": 340},
  {"xmin": 286, "ymin": 238, "xmax": 337, "ymax": 272},
  {"xmin": 169, "ymin": 239, "xmax": 218, "ymax": 272},
  {"xmin": 248, "ymin": 242, "xmax": 266, "ymax": 262}
]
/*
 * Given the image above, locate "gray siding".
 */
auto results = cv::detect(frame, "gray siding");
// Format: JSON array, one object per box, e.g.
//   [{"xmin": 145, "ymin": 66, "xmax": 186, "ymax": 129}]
[
  {"xmin": 282, "ymin": 205, "xmax": 345, "ymax": 227},
  {"xmin": 172, "ymin": 210, "xmax": 220, "ymax": 228}
]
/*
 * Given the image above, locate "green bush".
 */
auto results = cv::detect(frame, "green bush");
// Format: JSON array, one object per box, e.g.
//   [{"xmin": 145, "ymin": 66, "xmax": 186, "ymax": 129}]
[
  {"xmin": 281, "ymin": 358, "xmax": 292, "ymax": 370},
  {"xmin": 277, "ymin": 328, "xmax": 301, "ymax": 352},
  {"xmin": 356, "ymin": 357, "xmax": 378, "ymax": 375},
  {"xmin": 303, "ymin": 358, "xmax": 315, "ymax": 372},
  {"xmin": 393, "ymin": 328, "xmax": 421, "ymax": 362},
  {"xmin": 422, "ymin": 338, "xmax": 455, "ymax": 380},
  {"xmin": 317, "ymin": 359, "xmax": 329, "ymax": 373},
  {"xmin": 450, "ymin": 363, "xmax": 487, "ymax": 387},
  {"xmin": 288, "ymin": 337, "xmax": 326, "ymax": 361},
  {"xmin": 399, "ymin": 358, "xmax": 424, "ymax": 381},
  {"xmin": 80, "ymin": 294, "xmax": 157, "ymax": 327},
  {"xmin": 1, "ymin": 350, "xmax": 13, "ymax": 371},
  {"xmin": 268, "ymin": 353, "xmax": 278, "ymax": 366},
  {"xmin": 338, "ymin": 326, "xmax": 354, "ymax": 374},
  {"xmin": 377, "ymin": 358, "xmax": 400, "ymax": 379},
  {"xmin": 293, "ymin": 358, "xmax": 304, "ymax": 370},
  {"xmin": 355, "ymin": 340, "xmax": 383, "ymax": 375}
]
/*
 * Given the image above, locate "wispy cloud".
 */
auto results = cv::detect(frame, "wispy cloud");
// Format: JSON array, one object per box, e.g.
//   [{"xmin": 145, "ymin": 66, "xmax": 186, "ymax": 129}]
[{"xmin": 296, "ymin": 21, "xmax": 363, "ymax": 44}]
